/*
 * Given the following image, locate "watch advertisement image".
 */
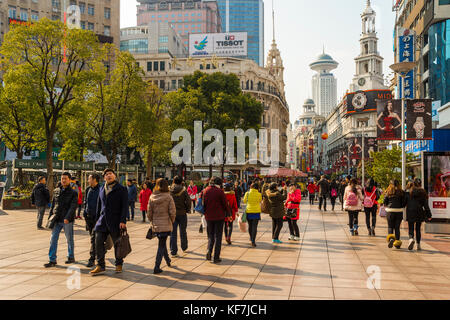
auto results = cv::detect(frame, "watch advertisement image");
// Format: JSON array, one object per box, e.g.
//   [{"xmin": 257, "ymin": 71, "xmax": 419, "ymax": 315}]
[{"xmin": 406, "ymin": 99, "xmax": 432, "ymax": 140}]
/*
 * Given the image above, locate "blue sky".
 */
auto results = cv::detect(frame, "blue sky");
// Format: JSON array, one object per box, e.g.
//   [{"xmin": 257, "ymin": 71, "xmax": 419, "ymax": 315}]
[{"xmin": 120, "ymin": 0, "xmax": 397, "ymax": 123}]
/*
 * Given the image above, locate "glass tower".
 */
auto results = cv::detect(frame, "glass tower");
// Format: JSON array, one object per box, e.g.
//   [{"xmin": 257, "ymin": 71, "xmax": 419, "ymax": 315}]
[{"xmin": 217, "ymin": 0, "xmax": 264, "ymax": 66}]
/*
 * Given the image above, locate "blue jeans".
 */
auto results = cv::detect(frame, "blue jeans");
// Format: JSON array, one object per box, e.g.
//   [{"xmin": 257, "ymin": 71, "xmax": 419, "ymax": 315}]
[
  {"xmin": 170, "ymin": 215, "xmax": 188, "ymax": 255},
  {"xmin": 48, "ymin": 222, "xmax": 74, "ymax": 262},
  {"xmin": 127, "ymin": 201, "xmax": 135, "ymax": 220}
]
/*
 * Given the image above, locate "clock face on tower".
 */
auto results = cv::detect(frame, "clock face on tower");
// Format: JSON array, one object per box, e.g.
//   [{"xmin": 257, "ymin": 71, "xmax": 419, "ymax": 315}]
[{"xmin": 358, "ymin": 78, "xmax": 366, "ymax": 86}]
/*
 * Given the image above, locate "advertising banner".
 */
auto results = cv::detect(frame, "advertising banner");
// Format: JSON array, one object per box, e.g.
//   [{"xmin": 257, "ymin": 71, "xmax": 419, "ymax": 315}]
[
  {"xmin": 406, "ymin": 99, "xmax": 432, "ymax": 140},
  {"xmin": 189, "ymin": 32, "xmax": 248, "ymax": 57},
  {"xmin": 423, "ymin": 152, "xmax": 450, "ymax": 219},
  {"xmin": 345, "ymin": 90, "xmax": 392, "ymax": 115},
  {"xmin": 398, "ymin": 30, "xmax": 415, "ymax": 99},
  {"xmin": 347, "ymin": 137, "xmax": 362, "ymax": 167},
  {"xmin": 376, "ymin": 99, "xmax": 402, "ymax": 140},
  {"xmin": 365, "ymin": 137, "xmax": 378, "ymax": 159}
]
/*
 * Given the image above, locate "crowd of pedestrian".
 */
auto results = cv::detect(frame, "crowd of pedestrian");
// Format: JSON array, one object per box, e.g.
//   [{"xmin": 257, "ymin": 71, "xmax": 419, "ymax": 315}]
[{"xmin": 30, "ymin": 170, "xmax": 433, "ymax": 277}]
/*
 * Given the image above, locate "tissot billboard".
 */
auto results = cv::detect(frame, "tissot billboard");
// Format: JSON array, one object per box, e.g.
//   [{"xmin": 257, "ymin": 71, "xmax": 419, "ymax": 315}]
[
  {"xmin": 345, "ymin": 90, "xmax": 393, "ymax": 115},
  {"xmin": 189, "ymin": 32, "xmax": 248, "ymax": 57}
]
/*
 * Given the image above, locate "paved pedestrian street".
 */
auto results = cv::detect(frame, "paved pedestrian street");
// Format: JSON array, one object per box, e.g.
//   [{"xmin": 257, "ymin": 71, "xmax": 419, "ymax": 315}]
[{"xmin": 0, "ymin": 204, "xmax": 449, "ymax": 300}]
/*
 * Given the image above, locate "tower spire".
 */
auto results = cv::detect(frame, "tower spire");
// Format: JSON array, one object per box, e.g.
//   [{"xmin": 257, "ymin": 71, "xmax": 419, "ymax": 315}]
[
  {"xmin": 272, "ymin": 0, "xmax": 275, "ymax": 43},
  {"xmin": 367, "ymin": 0, "xmax": 371, "ymax": 7}
]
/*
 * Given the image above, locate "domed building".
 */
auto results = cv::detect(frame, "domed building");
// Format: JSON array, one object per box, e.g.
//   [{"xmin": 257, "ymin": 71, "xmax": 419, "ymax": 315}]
[{"xmin": 310, "ymin": 50, "xmax": 338, "ymax": 117}]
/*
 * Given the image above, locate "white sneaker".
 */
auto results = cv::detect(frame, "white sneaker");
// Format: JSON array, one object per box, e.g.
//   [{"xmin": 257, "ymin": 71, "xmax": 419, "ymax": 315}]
[
  {"xmin": 417, "ymin": 243, "xmax": 422, "ymax": 251},
  {"xmin": 288, "ymin": 235, "xmax": 295, "ymax": 241},
  {"xmin": 294, "ymin": 236, "xmax": 301, "ymax": 241},
  {"xmin": 408, "ymin": 238, "xmax": 415, "ymax": 251}
]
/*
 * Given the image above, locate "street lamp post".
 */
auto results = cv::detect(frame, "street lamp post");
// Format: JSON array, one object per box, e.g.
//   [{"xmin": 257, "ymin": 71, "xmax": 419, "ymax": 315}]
[{"xmin": 389, "ymin": 61, "xmax": 417, "ymax": 190}]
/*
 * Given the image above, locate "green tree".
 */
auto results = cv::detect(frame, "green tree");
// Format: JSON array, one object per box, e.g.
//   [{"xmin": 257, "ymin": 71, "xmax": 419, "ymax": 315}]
[
  {"xmin": 0, "ymin": 18, "xmax": 101, "ymax": 192},
  {"xmin": 166, "ymin": 71, "xmax": 264, "ymax": 178},
  {"xmin": 83, "ymin": 46, "xmax": 146, "ymax": 169}
]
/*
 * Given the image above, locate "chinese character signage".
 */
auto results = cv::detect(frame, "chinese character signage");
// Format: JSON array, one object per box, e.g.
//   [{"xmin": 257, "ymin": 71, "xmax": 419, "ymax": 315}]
[
  {"xmin": 376, "ymin": 99, "xmax": 402, "ymax": 140},
  {"xmin": 398, "ymin": 30, "xmax": 415, "ymax": 99},
  {"xmin": 406, "ymin": 99, "xmax": 432, "ymax": 140}
]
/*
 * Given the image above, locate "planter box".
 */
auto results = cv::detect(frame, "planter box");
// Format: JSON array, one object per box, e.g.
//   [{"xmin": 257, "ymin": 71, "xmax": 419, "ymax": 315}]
[{"xmin": 1, "ymin": 198, "xmax": 34, "ymax": 210}]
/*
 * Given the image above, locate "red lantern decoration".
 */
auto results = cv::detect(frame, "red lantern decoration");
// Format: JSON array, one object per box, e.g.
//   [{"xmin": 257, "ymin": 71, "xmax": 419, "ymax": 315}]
[{"xmin": 321, "ymin": 133, "xmax": 329, "ymax": 140}]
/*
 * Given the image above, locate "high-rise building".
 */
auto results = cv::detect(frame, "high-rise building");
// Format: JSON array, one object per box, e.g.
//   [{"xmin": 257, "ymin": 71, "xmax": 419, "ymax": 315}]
[
  {"xmin": 136, "ymin": 0, "xmax": 221, "ymax": 49},
  {"xmin": 0, "ymin": 0, "xmax": 120, "ymax": 47},
  {"xmin": 216, "ymin": 0, "xmax": 264, "ymax": 66},
  {"xmin": 310, "ymin": 51, "xmax": 338, "ymax": 116}
]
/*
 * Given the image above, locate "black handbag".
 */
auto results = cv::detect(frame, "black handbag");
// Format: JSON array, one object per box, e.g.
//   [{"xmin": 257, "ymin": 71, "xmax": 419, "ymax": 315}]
[
  {"xmin": 146, "ymin": 227, "xmax": 155, "ymax": 240},
  {"xmin": 285, "ymin": 208, "xmax": 298, "ymax": 219},
  {"xmin": 116, "ymin": 229, "xmax": 132, "ymax": 259}
]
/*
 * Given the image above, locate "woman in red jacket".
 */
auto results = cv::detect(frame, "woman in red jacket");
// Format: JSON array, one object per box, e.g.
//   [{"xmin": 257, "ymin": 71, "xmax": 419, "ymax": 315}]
[
  {"xmin": 285, "ymin": 184, "xmax": 301, "ymax": 241},
  {"xmin": 76, "ymin": 181, "xmax": 83, "ymax": 219},
  {"xmin": 224, "ymin": 183, "xmax": 238, "ymax": 245},
  {"xmin": 139, "ymin": 182, "xmax": 152, "ymax": 223},
  {"xmin": 307, "ymin": 181, "xmax": 316, "ymax": 205}
]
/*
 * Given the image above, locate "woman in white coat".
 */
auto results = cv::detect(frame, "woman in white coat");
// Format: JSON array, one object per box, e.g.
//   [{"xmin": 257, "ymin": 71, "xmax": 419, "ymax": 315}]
[{"xmin": 343, "ymin": 178, "xmax": 364, "ymax": 236}]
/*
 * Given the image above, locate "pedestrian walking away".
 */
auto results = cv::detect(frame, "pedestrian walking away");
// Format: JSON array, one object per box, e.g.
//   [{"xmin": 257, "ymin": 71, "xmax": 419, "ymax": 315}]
[
  {"xmin": 90, "ymin": 169, "xmax": 128, "ymax": 276},
  {"xmin": 363, "ymin": 178, "xmax": 380, "ymax": 236},
  {"xmin": 307, "ymin": 181, "xmax": 316, "ymax": 205},
  {"xmin": 31, "ymin": 176, "xmax": 50, "ymax": 230},
  {"xmin": 406, "ymin": 179, "xmax": 432, "ymax": 251},
  {"xmin": 234, "ymin": 181, "xmax": 243, "ymax": 209},
  {"xmin": 265, "ymin": 183, "xmax": 287, "ymax": 244},
  {"xmin": 330, "ymin": 179, "xmax": 339, "ymax": 211},
  {"xmin": 203, "ymin": 177, "xmax": 228, "ymax": 263},
  {"xmin": 169, "ymin": 176, "xmax": 191, "ymax": 257},
  {"xmin": 243, "ymin": 182, "xmax": 262, "ymax": 247},
  {"xmin": 147, "ymin": 178, "xmax": 176, "ymax": 274},
  {"xmin": 127, "ymin": 179, "xmax": 137, "ymax": 221},
  {"xmin": 224, "ymin": 183, "xmax": 238, "ymax": 245},
  {"xmin": 187, "ymin": 180, "xmax": 198, "ymax": 214},
  {"xmin": 75, "ymin": 181, "xmax": 83, "ymax": 219},
  {"xmin": 285, "ymin": 184, "xmax": 301, "ymax": 241},
  {"xmin": 344, "ymin": 178, "xmax": 364, "ymax": 236},
  {"xmin": 384, "ymin": 180, "xmax": 407, "ymax": 249},
  {"xmin": 317, "ymin": 175, "xmax": 330, "ymax": 211},
  {"xmin": 44, "ymin": 172, "xmax": 78, "ymax": 268},
  {"xmin": 83, "ymin": 173, "xmax": 101, "ymax": 267},
  {"xmin": 139, "ymin": 182, "xmax": 152, "ymax": 222}
]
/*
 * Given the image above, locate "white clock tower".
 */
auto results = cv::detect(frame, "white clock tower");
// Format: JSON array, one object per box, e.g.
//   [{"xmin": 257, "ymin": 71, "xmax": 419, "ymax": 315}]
[{"xmin": 351, "ymin": 0, "xmax": 386, "ymax": 92}]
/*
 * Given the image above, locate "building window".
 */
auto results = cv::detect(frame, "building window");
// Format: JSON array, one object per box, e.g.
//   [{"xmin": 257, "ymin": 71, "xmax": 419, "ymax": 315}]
[
  {"xmin": 120, "ymin": 39, "xmax": 148, "ymax": 54},
  {"xmin": 171, "ymin": 80, "xmax": 177, "ymax": 90},
  {"xmin": 20, "ymin": 10, "xmax": 28, "ymax": 21},
  {"xmin": 159, "ymin": 80, "xmax": 165, "ymax": 90},
  {"xmin": 159, "ymin": 36, "xmax": 168, "ymax": 43},
  {"xmin": 154, "ymin": 61, "xmax": 159, "ymax": 71},
  {"xmin": 8, "ymin": 6, "xmax": 16, "ymax": 19},
  {"xmin": 160, "ymin": 61, "xmax": 165, "ymax": 71},
  {"xmin": 158, "ymin": 47, "xmax": 168, "ymax": 53},
  {"xmin": 88, "ymin": 22, "xmax": 94, "ymax": 31},
  {"xmin": 104, "ymin": 26, "xmax": 110, "ymax": 36},
  {"xmin": 104, "ymin": 8, "xmax": 111, "ymax": 19},
  {"xmin": 79, "ymin": 2, "xmax": 85, "ymax": 14},
  {"xmin": 80, "ymin": 21, "xmax": 86, "ymax": 29},
  {"xmin": 31, "ymin": 11, "xmax": 39, "ymax": 21},
  {"xmin": 88, "ymin": 5, "xmax": 95, "ymax": 16},
  {"xmin": 147, "ymin": 61, "xmax": 152, "ymax": 72}
]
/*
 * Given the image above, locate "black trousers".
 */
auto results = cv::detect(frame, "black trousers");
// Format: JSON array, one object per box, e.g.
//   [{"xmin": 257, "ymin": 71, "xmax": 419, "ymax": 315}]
[
  {"xmin": 77, "ymin": 204, "xmax": 82, "ymax": 217},
  {"xmin": 95, "ymin": 230, "xmax": 123, "ymax": 268},
  {"xmin": 319, "ymin": 196, "xmax": 327, "ymax": 210},
  {"xmin": 330, "ymin": 197, "xmax": 337, "ymax": 210},
  {"xmin": 408, "ymin": 221, "xmax": 422, "ymax": 243},
  {"xmin": 364, "ymin": 206, "xmax": 377, "ymax": 229},
  {"xmin": 37, "ymin": 206, "xmax": 46, "ymax": 228},
  {"xmin": 141, "ymin": 210, "xmax": 147, "ymax": 222},
  {"xmin": 207, "ymin": 220, "xmax": 224, "ymax": 260},
  {"xmin": 287, "ymin": 219, "xmax": 300, "ymax": 237},
  {"xmin": 272, "ymin": 218, "xmax": 283, "ymax": 240},
  {"xmin": 224, "ymin": 220, "xmax": 234, "ymax": 239},
  {"xmin": 347, "ymin": 211, "xmax": 359, "ymax": 230},
  {"xmin": 86, "ymin": 220, "xmax": 97, "ymax": 262},
  {"xmin": 248, "ymin": 219, "xmax": 259, "ymax": 244},
  {"xmin": 339, "ymin": 194, "xmax": 344, "ymax": 210},
  {"xmin": 155, "ymin": 232, "xmax": 171, "ymax": 269},
  {"xmin": 387, "ymin": 212, "xmax": 403, "ymax": 240},
  {"xmin": 309, "ymin": 195, "xmax": 315, "ymax": 205},
  {"xmin": 170, "ymin": 215, "xmax": 188, "ymax": 255}
]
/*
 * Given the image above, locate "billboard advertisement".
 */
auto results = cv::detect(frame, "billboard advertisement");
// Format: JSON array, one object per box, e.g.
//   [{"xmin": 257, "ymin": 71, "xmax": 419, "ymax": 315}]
[
  {"xmin": 398, "ymin": 29, "xmax": 415, "ymax": 99},
  {"xmin": 376, "ymin": 99, "xmax": 402, "ymax": 141},
  {"xmin": 406, "ymin": 99, "xmax": 432, "ymax": 140},
  {"xmin": 345, "ymin": 90, "xmax": 392, "ymax": 115},
  {"xmin": 189, "ymin": 32, "xmax": 248, "ymax": 57},
  {"xmin": 423, "ymin": 152, "xmax": 450, "ymax": 220}
]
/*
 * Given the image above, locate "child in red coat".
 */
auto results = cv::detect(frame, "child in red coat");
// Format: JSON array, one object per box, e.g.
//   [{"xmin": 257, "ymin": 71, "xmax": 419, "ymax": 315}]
[
  {"xmin": 224, "ymin": 184, "xmax": 238, "ymax": 245},
  {"xmin": 139, "ymin": 182, "xmax": 152, "ymax": 222},
  {"xmin": 285, "ymin": 184, "xmax": 302, "ymax": 241}
]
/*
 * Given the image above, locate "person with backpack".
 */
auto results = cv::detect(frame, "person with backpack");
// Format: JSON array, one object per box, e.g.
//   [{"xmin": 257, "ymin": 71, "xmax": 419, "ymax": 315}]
[
  {"xmin": 31, "ymin": 176, "xmax": 50, "ymax": 230},
  {"xmin": 243, "ymin": 182, "xmax": 262, "ymax": 247},
  {"xmin": 139, "ymin": 182, "xmax": 152, "ymax": 223},
  {"xmin": 406, "ymin": 179, "xmax": 432, "ymax": 251},
  {"xmin": 284, "ymin": 184, "xmax": 301, "ymax": 241},
  {"xmin": 224, "ymin": 183, "xmax": 238, "ymax": 245},
  {"xmin": 339, "ymin": 177, "xmax": 350, "ymax": 211},
  {"xmin": 330, "ymin": 179, "xmax": 339, "ymax": 211},
  {"xmin": 264, "ymin": 182, "xmax": 287, "ymax": 244},
  {"xmin": 343, "ymin": 178, "xmax": 364, "ymax": 236},
  {"xmin": 363, "ymin": 178, "xmax": 380, "ymax": 236},
  {"xmin": 187, "ymin": 180, "xmax": 198, "ymax": 214},
  {"xmin": 384, "ymin": 180, "xmax": 407, "ymax": 249},
  {"xmin": 169, "ymin": 176, "xmax": 191, "ymax": 257},
  {"xmin": 307, "ymin": 181, "xmax": 316, "ymax": 205},
  {"xmin": 147, "ymin": 178, "xmax": 177, "ymax": 274}
]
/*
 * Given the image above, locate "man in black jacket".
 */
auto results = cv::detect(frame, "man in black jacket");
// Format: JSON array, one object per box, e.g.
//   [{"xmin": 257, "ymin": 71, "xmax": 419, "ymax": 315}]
[
  {"xmin": 90, "ymin": 169, "xmax": 128, "ymax": 276},
  {"xmin": 31, "ymin": 176, "xmax": 50, "ymax": 230},
  {"xmin": 44, "ymin": 172, "xmax": 78, "ymax": 268},
  {"xmin": 317, "ymin": 175, "xmax": 330, "ymax": 211},
  {"xmin": 83, "ymin": 173, "xmax": 101, "ymax": 267},
  {"xmin": 169, "ymin": 176, "xmax": 191, "ymax": 257}
]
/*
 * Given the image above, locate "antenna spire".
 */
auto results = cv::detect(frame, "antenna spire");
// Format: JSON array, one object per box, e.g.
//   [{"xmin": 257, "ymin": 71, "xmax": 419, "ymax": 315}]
[{"xmin": 272, "ymin": 0, "xmax": 275, "ymax": 42}]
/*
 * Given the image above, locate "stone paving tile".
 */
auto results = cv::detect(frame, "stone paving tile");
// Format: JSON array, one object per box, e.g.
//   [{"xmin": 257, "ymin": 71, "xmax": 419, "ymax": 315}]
[{"xmin": 1, "ymin": 206, "xmax": 449, "ymax": 300}]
